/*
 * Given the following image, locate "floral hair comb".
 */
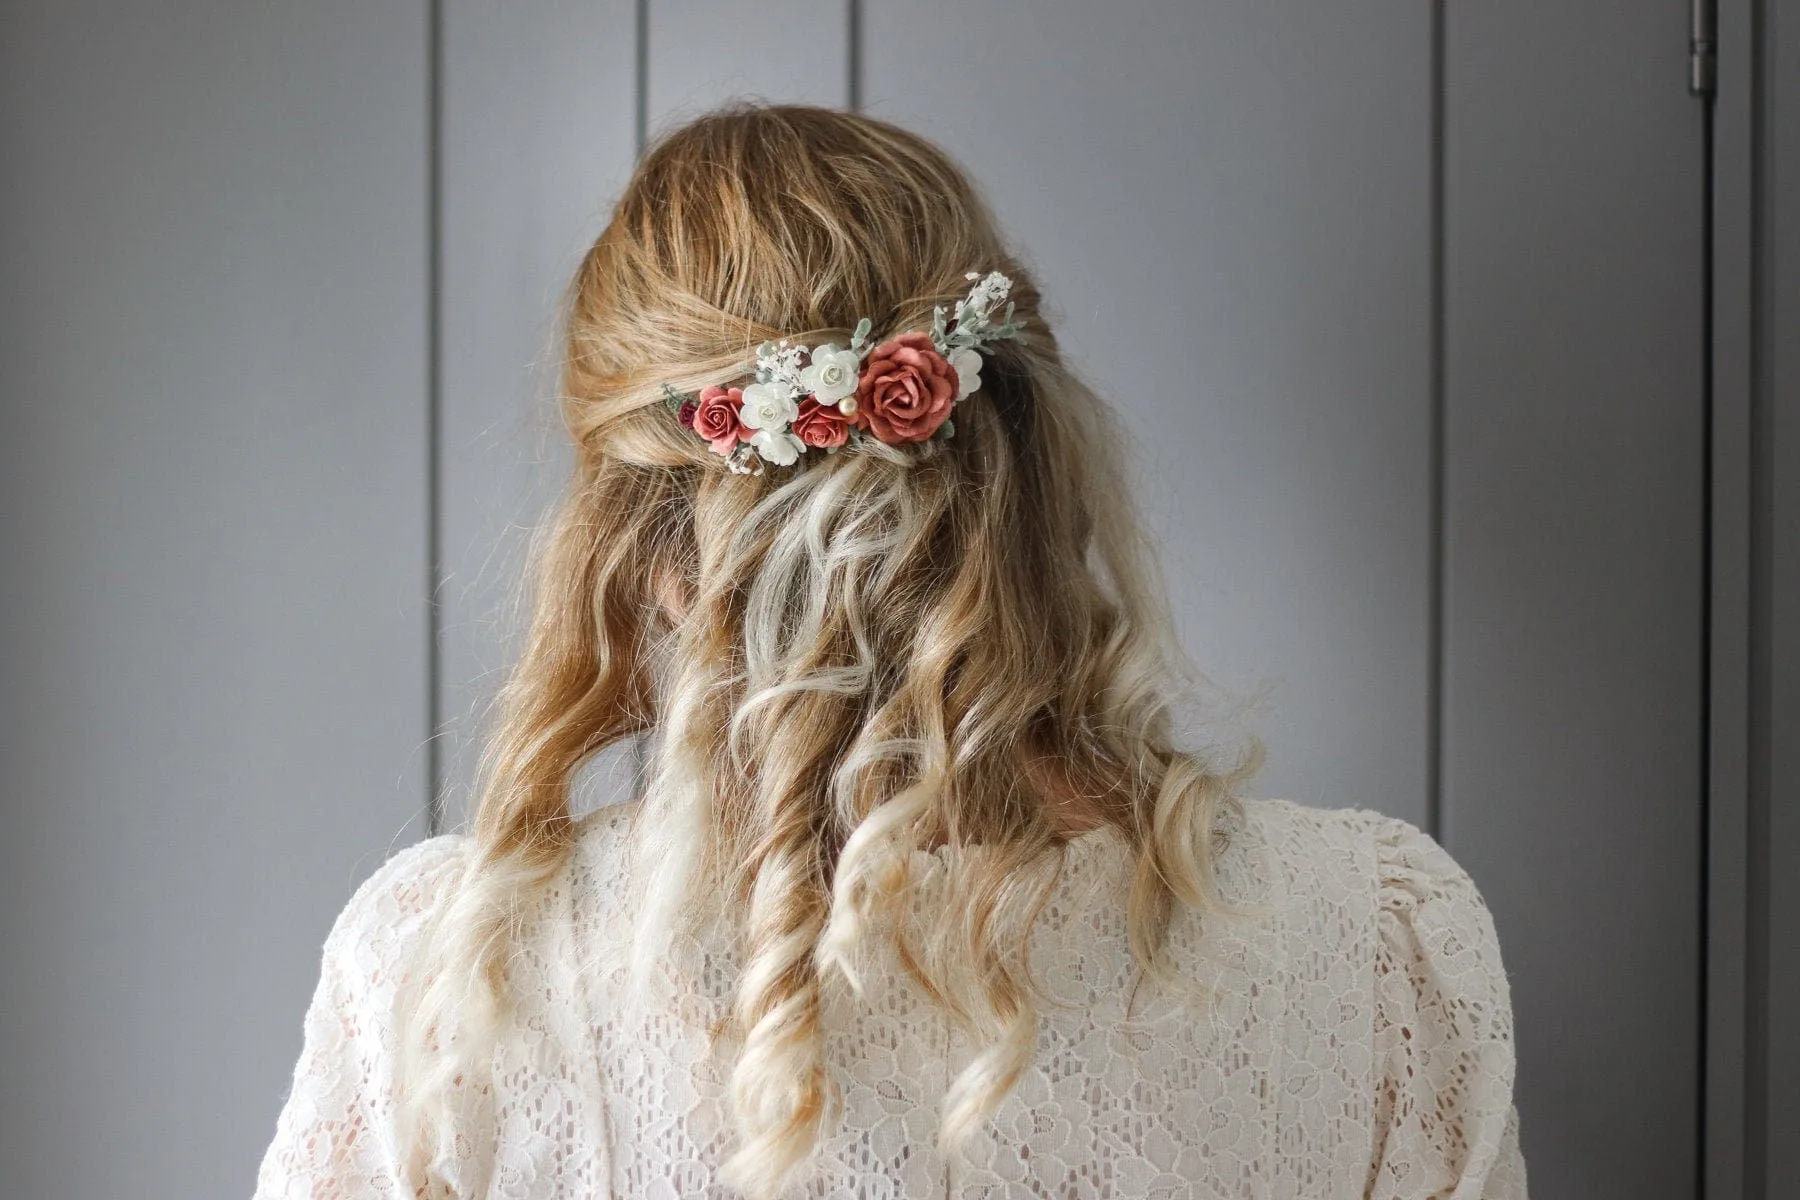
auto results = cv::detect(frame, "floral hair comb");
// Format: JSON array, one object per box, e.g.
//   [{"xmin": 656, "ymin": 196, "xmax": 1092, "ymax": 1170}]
[{"xmin": 662, "ymin": 271, "xmax": 1023, "ymax": 473}]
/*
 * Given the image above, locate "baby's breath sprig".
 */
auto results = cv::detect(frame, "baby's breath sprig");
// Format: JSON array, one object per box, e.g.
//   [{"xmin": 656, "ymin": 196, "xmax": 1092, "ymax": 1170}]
[
  {"xmin": 754, "ymin": 339, "xmax": 807, "ymax": 393},
  {"xmin": 931, "ymin": 270, "xmax": 1024, "ymax": 359},
  {"xmin": 725, "ymin": 443, "xmax": 762, "ymax": 475}
]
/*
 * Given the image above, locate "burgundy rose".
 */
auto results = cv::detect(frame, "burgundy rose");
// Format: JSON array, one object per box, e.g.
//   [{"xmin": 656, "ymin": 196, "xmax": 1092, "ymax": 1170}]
[
  {"xmin": 676, "ymin": 399, "xmax": 697, "ymax": 429},
  {"xmin": 853, "ymin": 332, "xmax": 960, "ymax": 444},
  {"xmin": 691, "ymin": 385, "xmax": 745, "ymax": 456},
  {"xmin": 791, "ymin": 396, "xmax": 850, "ymax": 448}
]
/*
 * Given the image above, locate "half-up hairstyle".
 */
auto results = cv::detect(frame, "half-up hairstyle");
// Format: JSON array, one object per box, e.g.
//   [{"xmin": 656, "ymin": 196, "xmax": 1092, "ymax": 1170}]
[{"xmin": 400, "ymin": 104, "xmax": 1260, "ymax": 1199}]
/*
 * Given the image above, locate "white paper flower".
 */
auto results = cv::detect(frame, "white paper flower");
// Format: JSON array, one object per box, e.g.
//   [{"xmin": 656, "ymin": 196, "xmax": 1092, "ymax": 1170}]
[
  {"xmin": 948, "ymin": 346, "xmax": 983, "ymax": 400},
  {"xmin": 799, "ymin": 343, "xmax": 861, "ymax": 403},
  {"xmin": 740, "ymin": 380, "xmax": 799, "ymax": 430},
  {"xmin": 749, "ymin": 427, "xmax": 806, "ymax": 466}
]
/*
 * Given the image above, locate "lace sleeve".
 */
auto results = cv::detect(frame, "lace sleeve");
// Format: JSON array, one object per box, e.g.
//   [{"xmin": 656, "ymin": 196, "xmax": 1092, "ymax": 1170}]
[
  {"xmin": 253, "ymin": 835, "xmax": 468, "ymax": 1200},
  {"xmin": 1366, "ymin": 817, "xmax": 1528, "ymax": 1199}
]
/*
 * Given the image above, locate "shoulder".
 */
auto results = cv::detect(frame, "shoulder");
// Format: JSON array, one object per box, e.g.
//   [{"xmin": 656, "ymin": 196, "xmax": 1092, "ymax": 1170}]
[
  {"xmin": 317, "ymin": 809, "xmax": 635, "ymax": 984},
  {"xmin": 320, "ymin": 833, "xmax": 470, "ymax": 979},
  {"xmin": 556, "ymin": 801, "xmax": 643, "ymax": 942},
  {"xmin": 1230, "ymin": 797, "xmax": 1511, "ymax": 979},
  {"xmin": 1233, "ymin": 796, "xmax": 1491, "ymax": 900},
  {"xmin": 256, "ymin": 836, "xmax": 470, "ymax": 1197},
  {"xmin": 563, "ymin": 800, "xmax": 640, "ymax": 900},
  {"xmin": 569, "ymin": 799, "xmax": 639, "ymax": 858}
]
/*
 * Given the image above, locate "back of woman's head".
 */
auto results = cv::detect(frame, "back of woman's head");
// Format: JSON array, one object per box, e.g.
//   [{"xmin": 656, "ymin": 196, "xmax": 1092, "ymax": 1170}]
[{"xmin": 406, "ymin": 104, "xmax": 1258, "ymax": 1199}]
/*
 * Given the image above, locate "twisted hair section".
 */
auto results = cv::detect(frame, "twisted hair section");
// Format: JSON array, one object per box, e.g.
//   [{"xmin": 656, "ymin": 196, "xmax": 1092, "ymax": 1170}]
[{"xmin": 399, "ymin": 105, "xmax": 1260, "ymax": 1199}]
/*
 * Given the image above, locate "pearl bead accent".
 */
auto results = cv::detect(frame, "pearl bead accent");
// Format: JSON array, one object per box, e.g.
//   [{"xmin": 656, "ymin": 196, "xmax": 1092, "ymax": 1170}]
[{"xmin": 838, "ymin": 397, "xmax": 858, "ymax": 416}]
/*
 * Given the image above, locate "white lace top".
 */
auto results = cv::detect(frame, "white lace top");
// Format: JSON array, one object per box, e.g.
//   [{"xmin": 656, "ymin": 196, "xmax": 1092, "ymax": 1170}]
[{"xmin": 254, "ymin": 797, "xmax": 1528, "ymax": 1198}]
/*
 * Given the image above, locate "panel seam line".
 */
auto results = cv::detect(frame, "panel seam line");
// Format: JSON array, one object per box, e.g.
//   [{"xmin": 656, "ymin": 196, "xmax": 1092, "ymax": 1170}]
[{"xmin": 424, "ymin": 0, "xmax": 446, "ymax": 838}]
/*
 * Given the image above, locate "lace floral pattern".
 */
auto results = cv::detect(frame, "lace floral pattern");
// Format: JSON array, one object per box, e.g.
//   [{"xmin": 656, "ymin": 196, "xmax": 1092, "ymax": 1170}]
[{"xmin": 255, "ymin": 798, "xmax": 1527, "ymax": 1198}]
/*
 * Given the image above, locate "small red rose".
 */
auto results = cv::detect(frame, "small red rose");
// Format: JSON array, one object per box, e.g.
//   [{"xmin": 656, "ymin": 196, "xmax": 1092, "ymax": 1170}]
[
  {"xmin": 792, "ymin": 397, "xmax": 850, "ymax": 448},
  {"xmin": 853, "ymin": 333, "xmax": 959, "ymax": 444},
  {"xmin": 692, "ymin": 385, "xmax": 746, "ymax": 456},
  {"xmin": 676, "ymin": 400, "xmax": 697, "ymax": 429}
]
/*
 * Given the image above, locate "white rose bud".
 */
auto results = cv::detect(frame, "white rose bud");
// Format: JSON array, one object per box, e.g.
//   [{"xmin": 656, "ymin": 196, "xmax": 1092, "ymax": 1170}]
[
  {"xmin": 740, "ymin": 380, "xmax": 799, "ymax": 430},
  {"xmin": 749, "ymin": 427, "xmax": 806, "ymax": 466},
  {"xmin": 799, "ymin": 344, "xmax": 862, "ymax": 403}
]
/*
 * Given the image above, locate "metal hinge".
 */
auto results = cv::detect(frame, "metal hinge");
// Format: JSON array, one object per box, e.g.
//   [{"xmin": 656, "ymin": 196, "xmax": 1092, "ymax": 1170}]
[{"xmin": 1691, "ymin": 0, "xmax": 1718, "ymax": 95}]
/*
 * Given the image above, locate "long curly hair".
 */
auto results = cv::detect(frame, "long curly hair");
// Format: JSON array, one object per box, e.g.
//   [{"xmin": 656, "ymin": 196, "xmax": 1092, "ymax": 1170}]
[{"xmin": 400, "ymin": 104, "xmax": 1260, "ymax": 1199}]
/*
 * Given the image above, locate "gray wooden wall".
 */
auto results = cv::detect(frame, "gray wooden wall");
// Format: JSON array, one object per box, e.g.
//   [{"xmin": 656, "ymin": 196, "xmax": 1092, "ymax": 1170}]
[
  {"xmin": 1, "ymin": 6, "xmax": 431, "ymax": 1199},
  {"xmin": 0, "ymin": 3, "xmax": 1789, "ymax": 1198}
]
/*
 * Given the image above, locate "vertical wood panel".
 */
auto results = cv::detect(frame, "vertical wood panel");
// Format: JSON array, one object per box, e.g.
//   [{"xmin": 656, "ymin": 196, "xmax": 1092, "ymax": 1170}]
[
  {"xmin": 864, "ymin": 0, "xmax": 1435, "ymax": 825},
  {"xmin": 646, "ymin": 1, "xmax": 848, "ymax": 135},
  {"xmin": 1760, "ymin": 0, "xmax": 1800, "ymax": 1187},
  {"xmin": 436, "ymin": 0, "xmax": 639, "ymax": 824},
  {"xmin": 0, "ymin": 3, "xmax": 430, "ymax": 1195},
  {"xmin": 1708, "ymin": 0, "xmax": 1755, "ymax": 1192},
  {"xmin": 1442, "ymin": 5, "xmax": 1705, "ymax": 1194}
]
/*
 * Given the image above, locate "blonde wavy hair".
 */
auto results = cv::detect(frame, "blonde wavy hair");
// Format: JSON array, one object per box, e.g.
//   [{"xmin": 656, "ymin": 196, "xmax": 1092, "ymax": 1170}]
[{"xmin": 401, "ymin": 104, "xmax": 1260, "ymax": 1199}]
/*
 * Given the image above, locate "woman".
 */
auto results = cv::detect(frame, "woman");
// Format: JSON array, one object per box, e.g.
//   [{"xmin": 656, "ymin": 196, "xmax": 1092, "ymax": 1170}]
[{"xmin": 255, "ymin": 106, "xmax": 1526, "ymax": 1199}]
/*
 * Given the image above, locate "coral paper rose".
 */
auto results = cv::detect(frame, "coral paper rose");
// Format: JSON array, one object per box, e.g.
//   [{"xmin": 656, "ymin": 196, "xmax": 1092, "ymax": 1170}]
[
  {"xmin": 853, "ymin": 333, "xmax": 959, "ymax": 444},
  {"xmin": 692, "ymin": 385, "xmax": 746, "ymax": 456},
  {"xmin": 792, "ymin": 397, "xmax": 850, "ymax": 448}
]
